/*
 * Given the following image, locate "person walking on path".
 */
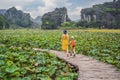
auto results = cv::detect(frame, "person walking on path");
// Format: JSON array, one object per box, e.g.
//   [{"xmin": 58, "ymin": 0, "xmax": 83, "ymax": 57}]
[
  {"xmin": 70, "ymin": 36, "xmax": 76, "ymax": 57},
  {"xmin": 61, "ymin": 30, "xmax": 69, "ymax": 57}
]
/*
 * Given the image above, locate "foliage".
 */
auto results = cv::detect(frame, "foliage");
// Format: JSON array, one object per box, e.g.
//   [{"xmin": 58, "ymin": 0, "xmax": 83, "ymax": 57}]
[
  {"xmin": 61, "ymin": 22, "xmax": 76, "ymax": 28},
  {"xmin": 41, "ymin": 14, "xmax": 58, "ymax": 29},
  {"xmin": 88, "ymin": 21, "xmax": 101, "ymax": 28},
  {"xmin": 16, "ymin": 20, "xmax": 32, "ymax": 28},
  {"xmin": 0, "ymin": 42, "xmax": 78, "ymax": 79},
  {"xmin": 81, "ymin": 1, "xmax": 120, "ymax": 29},
  {"xmin": 0, "ymin": 29, "xmax": 120, "ymax": 79},
  {"xmin": 76, "ymin": 20, "xmax": 88, "ymax": 28},
  {"xmin": 1, "ymin": 7, "xmax": 34, "ymax": 28},
  {"xmin": 41, "ymin": 7, "xmax": 70, "ymax": 29},
  {"xmin": 0, "ymin": 15, "xmax": 9, "ymax": 29},
  {"xmin": 0, "ymin": 29, "xmax": 120, "ymax": 69}
]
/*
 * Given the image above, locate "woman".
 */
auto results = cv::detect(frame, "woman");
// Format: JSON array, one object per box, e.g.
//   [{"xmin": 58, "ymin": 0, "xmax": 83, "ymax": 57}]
[{"xmin": 61, "ymin": 30, "xmax": 69, "ymax": 57}]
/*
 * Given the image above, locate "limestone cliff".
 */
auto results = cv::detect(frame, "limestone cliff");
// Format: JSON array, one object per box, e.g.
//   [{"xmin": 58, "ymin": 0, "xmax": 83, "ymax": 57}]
[
  {"xmin": 81, "ymin": 0, "xmax": 120, "ymax": 29},
  {"xmin": 41, "ymin": 7, "xmax": 70, "ymax": 29}
]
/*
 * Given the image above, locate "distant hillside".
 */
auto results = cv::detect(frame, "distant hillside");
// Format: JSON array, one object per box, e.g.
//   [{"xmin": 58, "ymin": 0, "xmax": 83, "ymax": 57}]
[
  {"xmin": 4, "ymin": 7, "xmax": 34, "ymax": 28},
  {"xmin": 41, "ymin": 7, "xmax": 71, "ymax": 29},
  {"xmin": 0, "ymin": 7, "xmax": 38, "ymax": 29},
  {"xmin": 80, "ymin": 0, "xmax": 120, "ymax": 29},
  {"xmin": 32, "ymin": 16, "xmax": 42, "ymax": 26}
]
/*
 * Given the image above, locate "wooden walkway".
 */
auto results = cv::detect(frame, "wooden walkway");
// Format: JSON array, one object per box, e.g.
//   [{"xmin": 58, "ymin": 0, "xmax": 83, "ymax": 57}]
[
  {"xmin": 50, "ymin": 50, "xmax": 120, "ymax": 80},
  {"xmin": 33, "ymin": 48, "xmax": 120, "ymax": 80}
]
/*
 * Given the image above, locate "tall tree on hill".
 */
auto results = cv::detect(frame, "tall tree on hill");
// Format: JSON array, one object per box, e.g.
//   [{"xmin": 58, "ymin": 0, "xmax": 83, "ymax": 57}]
[{"xmin": 0, "ymin": 15, "xmax": 9, "ymax": 29}]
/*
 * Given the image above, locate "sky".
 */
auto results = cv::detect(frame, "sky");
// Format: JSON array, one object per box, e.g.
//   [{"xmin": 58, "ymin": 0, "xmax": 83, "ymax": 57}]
[{"xmin": 0, "ymin": 0, "xmax": 113, "ymax": 21}]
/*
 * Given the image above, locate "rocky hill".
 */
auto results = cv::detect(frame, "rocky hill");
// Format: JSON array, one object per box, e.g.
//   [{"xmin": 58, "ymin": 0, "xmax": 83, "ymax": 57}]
[
  {"xmin": 41, "ymin": 7, "xmax": 70, "ymax": 29},
  {"xmin": 32, "ymin": 16, "xmax": 42, "ymax": 26},
  {"xmin": 4, "ymin": 7, "xmax": 33, "ymax": 28},
  {"xmin": 81, "ymin": 0, "xmax": 120, "ymax": 29},
  {"xmin": 0, "ymin": 7, "xmax": 36, "ymax": 29}
]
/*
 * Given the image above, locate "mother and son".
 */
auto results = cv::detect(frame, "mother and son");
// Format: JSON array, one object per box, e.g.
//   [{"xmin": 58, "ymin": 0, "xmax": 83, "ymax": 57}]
[{"xmin": 61, "ymin": 30, "xmax": 76, "ymax": 57}]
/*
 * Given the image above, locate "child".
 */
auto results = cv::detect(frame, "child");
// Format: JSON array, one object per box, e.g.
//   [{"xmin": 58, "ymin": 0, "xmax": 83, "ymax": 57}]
[
  {"xmin": 70, "ymin": 36, "xmax": 76, "ymax": 57},
  {"xmin": 61, "ymin": 30, "xmax": 69, "ymax": 57}
]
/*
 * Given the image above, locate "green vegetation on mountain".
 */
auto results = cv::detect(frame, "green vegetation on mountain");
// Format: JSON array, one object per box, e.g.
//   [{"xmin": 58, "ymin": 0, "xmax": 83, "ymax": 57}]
[
  {"xmin": 41, "ymin": 7, "xmax": 70, "ymax": 29},
  {"xmin": 0, "ymin": 15, "xmax": 9, "ymax": 29},
  {"xmin": 0, "ymin": 7, "xmax": 40, "ymax": 29},
  {"xmin": 4, "ymin": 7, "xmax": 33, "ymax": 28},
  {"xmin": 79, "ymin": 0, "xmax": 120, "ymax": 29}
]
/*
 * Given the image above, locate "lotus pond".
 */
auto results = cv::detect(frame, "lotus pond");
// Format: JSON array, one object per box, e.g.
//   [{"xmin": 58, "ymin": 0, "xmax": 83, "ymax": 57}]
[{"xmin": 0, "ymin": 29, "xmax": 120, "ymax": 79}]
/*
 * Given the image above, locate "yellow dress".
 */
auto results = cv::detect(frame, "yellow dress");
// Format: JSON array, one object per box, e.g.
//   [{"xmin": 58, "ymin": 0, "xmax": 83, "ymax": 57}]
[{"xmin": 62, "ymin": 34, "xmax": 69, "ymax": 51}]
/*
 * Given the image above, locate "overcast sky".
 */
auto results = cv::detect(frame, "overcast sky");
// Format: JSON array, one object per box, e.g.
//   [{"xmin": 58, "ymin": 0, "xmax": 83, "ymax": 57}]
[{"xmin": 0, "ymin": 0, "xmax": 113, "ymax": 20}]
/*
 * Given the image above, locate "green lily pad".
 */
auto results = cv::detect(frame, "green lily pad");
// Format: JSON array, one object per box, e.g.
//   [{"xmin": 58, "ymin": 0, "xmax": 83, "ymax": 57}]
[
  {"xmin": 5, "ymin": 64, "xmax": 19, "ymax": 73},
  {"xmin": 22, "ymin": 77, "xmax": 31, "ymax": 80},
  {"xmin": 0, "ymin": 60, "xmax": 5, "ymax": 66}
]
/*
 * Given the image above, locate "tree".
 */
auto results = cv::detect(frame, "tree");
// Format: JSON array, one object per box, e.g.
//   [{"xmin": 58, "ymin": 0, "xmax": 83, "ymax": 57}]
[
  {"xmin": 76, "ymin": 20, "xmax": 88, "ymax": 28},
  {"xmin": 0, "ymin": 15, "xmax": 9, "ymax": 29},
  {"xmin": 61, "ymin": 21, "xmax": 76, "ymax": 28}
]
